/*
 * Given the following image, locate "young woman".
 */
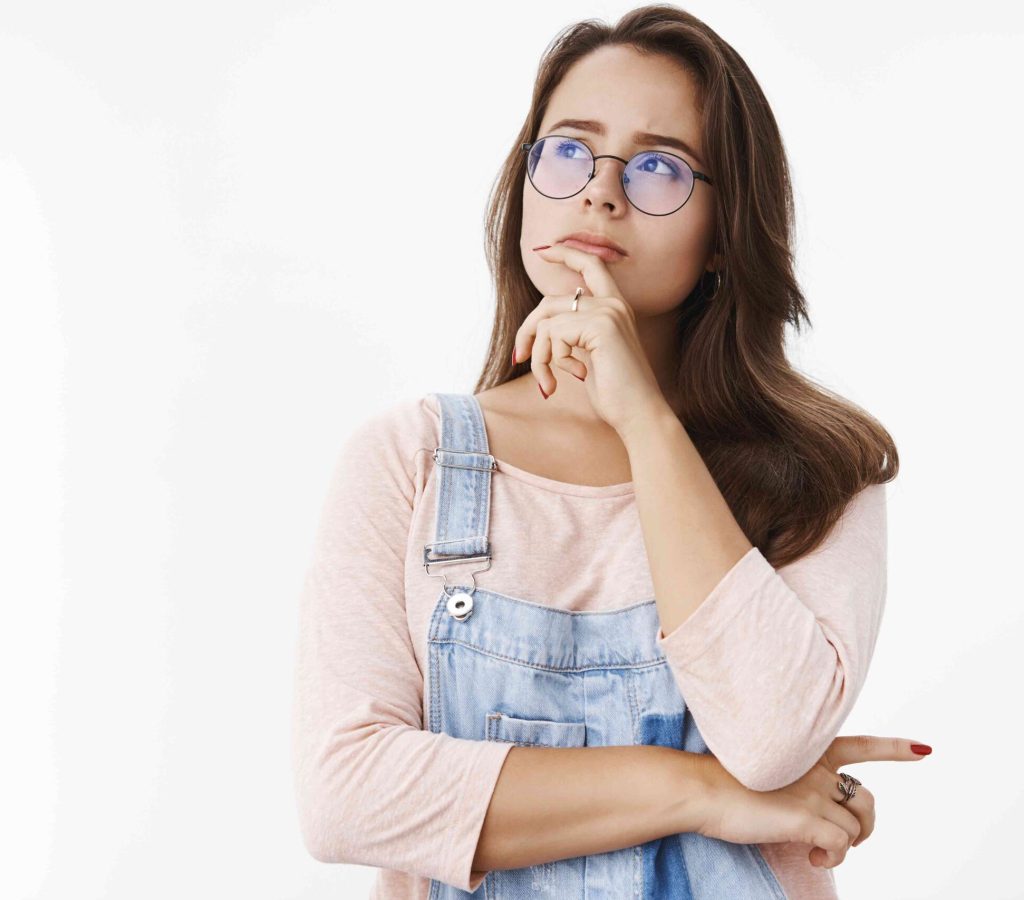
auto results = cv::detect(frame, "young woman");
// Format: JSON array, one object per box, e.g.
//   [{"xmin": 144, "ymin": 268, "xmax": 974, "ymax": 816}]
[{"xmin": 291, "ymin": 6, "xmax": 930, "ymax": 898}]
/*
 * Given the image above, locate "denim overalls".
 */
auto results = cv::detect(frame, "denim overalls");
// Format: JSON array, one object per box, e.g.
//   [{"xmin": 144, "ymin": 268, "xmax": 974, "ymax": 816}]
[{"xmin": 423, "ymin": 392, "xmax": 787, "ymax": 900}]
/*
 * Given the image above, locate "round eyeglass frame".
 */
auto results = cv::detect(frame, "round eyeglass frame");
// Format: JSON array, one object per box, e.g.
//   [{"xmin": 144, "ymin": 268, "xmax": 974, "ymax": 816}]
[{"xmin": 520, "ymin": 134, "xmax": 714, "ymax": 217}]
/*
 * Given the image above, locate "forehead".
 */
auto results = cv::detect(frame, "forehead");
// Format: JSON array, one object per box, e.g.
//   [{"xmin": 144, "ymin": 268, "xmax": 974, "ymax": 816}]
[{"xmin": 539, "ymin": 45, "xmax": 702, "ymax": 149}]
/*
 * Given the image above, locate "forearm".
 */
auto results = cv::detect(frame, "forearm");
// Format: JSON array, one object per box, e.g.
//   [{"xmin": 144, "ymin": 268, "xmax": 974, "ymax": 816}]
[
  {"xmin": 472, "ymin": 744, "xmax": 712, "ymax": 874},
  {"xmin": 620, "ymin": 401, "xmax": 753, "ymax": 638}
]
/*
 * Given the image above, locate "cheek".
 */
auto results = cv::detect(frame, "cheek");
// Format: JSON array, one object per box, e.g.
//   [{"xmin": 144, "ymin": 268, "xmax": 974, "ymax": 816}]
[
  {"xmin": 616, "ymin": 222, "xmax": 712, "ymax": 314},
  {"xmin": 519, "ymin": 187, "xmax": 562, "ymax": 283},
  {"xmin": 628, "ymin": 224, "xmax": 687, "ymax": 276},
  {"xmin": 521, "ymin": 185, "xmax": 548, "ymax": 237},
  {"xmin": 635, "ymin": 212, "xmax": 712, "ymax": 276}
]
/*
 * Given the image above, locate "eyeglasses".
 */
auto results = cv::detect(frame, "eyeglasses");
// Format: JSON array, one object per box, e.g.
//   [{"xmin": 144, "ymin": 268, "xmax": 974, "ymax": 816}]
[{"xmin": 520, "ymin": 134, "xmax": 714, "ymax": 217}]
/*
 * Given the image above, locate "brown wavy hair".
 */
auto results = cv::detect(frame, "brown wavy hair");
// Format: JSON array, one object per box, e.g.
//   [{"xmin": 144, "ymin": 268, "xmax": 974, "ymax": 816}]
[{"xmin": 472, "ymin": 3, "xmax": 899, "ymax": 569}]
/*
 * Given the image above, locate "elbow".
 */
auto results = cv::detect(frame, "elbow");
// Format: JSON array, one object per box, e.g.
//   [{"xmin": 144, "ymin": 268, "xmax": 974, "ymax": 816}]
[
  {"xmin": 292, "ymin": 718, "xmax": 390, "ymax": 865},
  {"xmin": 726, "ymin": 726, "xmax": 845, "ymax": 793},
  {"xmin": 295, "ymin": 794, "xmax": 342, "ymax": 864},
  {"xmin": 734, "ymin": 763, "xmax": 805, "ymax": 794},
  {"xmin": 724, "ymin": 751, "xmax": 816, "ymax": 793},
  {"xmin": 738, "ymin": 666, "xmax": 864, "ymax": 792},
  {"xmin": 305, "ymin": 842, "xmax": 345, "ymax": 866},
  {"xmin": 293, "ymin": 729, "xmax": 408, "ymax": 868},
  {"xmin": 296, "ymin": 794, "xmax": 363, "ymax": 865},
  {"xmin": 302, "ymin": 839, "xmax": 333, "ymax": 865},
  {"xmin": 293, "ymin": 758, "xmax": 363, "ymax": 865},
  {"xmin": 296, "ymin": 800, "xmax": 337, "ymax": 864}
]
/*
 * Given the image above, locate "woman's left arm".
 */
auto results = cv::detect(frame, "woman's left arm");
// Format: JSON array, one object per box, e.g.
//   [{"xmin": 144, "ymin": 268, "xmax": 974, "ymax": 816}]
[
  {"xmin": 623, "ymin": 408, "xmax": 888, "ymax": 794},
  {"xmin": 522, "ymin": 243, "xmax": 888, "ymax": 795}
]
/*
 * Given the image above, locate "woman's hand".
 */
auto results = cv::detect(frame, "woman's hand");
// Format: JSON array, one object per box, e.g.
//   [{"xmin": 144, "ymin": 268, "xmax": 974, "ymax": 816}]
[
  {"xmin": 515, "ymin": 243, "xmax": 671, "ymax": 437},
  {"xmin": 695, "ymin": 735, "xmax": 931, "ymax": 869}
]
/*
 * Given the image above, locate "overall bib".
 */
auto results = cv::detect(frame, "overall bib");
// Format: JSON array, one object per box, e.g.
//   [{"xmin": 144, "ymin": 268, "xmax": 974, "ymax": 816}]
[{"xmin": 423, "ymin": 392, "xmax": 787, "ymax": 900}]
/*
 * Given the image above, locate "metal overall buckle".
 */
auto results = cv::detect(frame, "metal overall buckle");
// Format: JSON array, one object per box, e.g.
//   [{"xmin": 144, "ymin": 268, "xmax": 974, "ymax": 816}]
[
  {"xmin": 430, "ymin": 446, "xmax": 497, "ymax": 473},
  {"xmin": 423, "ymin": 541, "xmax": 491, "ymax": 622},
  {"xmin": 425, "ymin": 446, "xmax": 496, "ymax": 622}
]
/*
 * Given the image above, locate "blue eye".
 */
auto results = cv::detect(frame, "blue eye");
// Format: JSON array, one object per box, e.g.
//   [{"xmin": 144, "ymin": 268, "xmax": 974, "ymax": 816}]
[
  {"xmin": 635, "ymin": 153, "xmax": 682, "ymax": 178},
  {"xmin": 554, "ymin": 139, "xmax": 588, "ymax": 159}
]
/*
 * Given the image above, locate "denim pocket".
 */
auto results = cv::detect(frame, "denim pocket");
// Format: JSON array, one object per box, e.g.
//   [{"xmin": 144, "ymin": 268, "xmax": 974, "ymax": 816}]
[
  {"xmin": 485, "ymin": 711, "xmax": 587, "ymax": 748},
  {"xmin": 482, "ymin": 711, "xmax": 588, "ymax": 898}
]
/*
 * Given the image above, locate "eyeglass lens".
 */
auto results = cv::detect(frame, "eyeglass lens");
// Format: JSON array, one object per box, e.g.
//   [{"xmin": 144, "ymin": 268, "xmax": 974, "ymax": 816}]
[{"xmin": 525, "ymin": 136, "xmax": 695, "ymax": 215}]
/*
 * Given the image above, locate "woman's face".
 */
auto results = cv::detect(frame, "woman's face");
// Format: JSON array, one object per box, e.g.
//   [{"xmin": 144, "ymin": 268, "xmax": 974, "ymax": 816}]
[{"xmin": 521, "ymin": 45, "xmax": 719, "ymax": 317}]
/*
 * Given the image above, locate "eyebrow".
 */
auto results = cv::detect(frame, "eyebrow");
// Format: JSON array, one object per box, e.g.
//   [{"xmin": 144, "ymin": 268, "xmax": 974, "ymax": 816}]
[{"xmin": 546, "ymin": 118, "xmax": 705, "ymax": 168}]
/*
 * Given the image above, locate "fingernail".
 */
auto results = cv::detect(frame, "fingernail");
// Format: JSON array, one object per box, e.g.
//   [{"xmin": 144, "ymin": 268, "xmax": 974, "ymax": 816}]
[
  {"xmin": 538, "ymin": 383, "xmax": 548, "ymax": 399},
  {"xmin": 911, "ymin": 744, "xmax": 932, "ymax": 756},
  {"xmin": 532, "ymin": 244, "xmax": 551, "ymax": 251},
  {"xmin": 511, "ymin": 347, "xmax": 517, "ymax": 365}
]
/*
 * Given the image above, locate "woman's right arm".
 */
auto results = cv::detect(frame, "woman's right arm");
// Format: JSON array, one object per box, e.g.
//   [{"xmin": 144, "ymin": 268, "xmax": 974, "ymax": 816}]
[
  {"xmin": 291, "ymin": 400, "xmax": 714, "ymax": 893},
  {"xmin": 291, "ymin": 402, "xmax": 517, "ymax": 894},
  {"xmin": 476, "ymin": 727, "xmax": 929, "ymax": 877},
  {"xmin": 472, "ymin": 745, "xmax": 714, "ymax": 874}
]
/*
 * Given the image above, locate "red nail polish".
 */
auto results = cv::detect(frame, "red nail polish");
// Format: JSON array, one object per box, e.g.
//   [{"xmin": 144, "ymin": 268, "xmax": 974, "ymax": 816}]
[
  {"xmin": 538, "ymin": 383, "xmax": 548, "ymax": 399},
  {"xmin": 911, "ymin": 744, "xmax": 932, "ymax": 756},
  {"xmin": 511, "ymin": 347, "xmax": 517, "ymax": 365},
  {"xmin": 532, "ymin": 244, "xmax": 551, "ymax": 251}
]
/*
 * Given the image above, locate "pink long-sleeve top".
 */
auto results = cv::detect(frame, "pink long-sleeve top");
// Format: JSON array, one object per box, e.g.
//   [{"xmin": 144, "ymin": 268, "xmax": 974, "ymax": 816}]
[{"xmin": 290, "ymin": 392, "xmax": 888, "ymax": 899}]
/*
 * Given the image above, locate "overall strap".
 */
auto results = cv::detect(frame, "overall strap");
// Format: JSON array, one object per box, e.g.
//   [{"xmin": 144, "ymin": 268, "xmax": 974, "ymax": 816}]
[{"xmin": 423, "ymin": 393, "xmax": 495, "ymax": 586}]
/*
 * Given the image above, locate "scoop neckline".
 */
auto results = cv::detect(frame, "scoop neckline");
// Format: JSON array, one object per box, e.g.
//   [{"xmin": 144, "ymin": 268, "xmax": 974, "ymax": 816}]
[
  {"xmin": 426, "ymin": 390, "xmax": 636, "ymax": 498},
  {"xmin": 492, "ymin": 456, "xmax": 636, "ymax": 498}
]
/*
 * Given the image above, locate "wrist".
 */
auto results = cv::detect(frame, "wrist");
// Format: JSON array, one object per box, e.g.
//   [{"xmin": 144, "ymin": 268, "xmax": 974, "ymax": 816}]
[
  {"xmin": 617, "ymin": 395, "xmax": 678, "ymax": 448},
  {"xmin": 662, "ymin": 748, "xmax": 719, "ymax": 835}
]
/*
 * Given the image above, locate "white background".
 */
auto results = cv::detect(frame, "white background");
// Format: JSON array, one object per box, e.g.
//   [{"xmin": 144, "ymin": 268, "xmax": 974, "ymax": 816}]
[{"xmin": 3, "ymin": 1, "xmax": 1022, "ymax": 898}]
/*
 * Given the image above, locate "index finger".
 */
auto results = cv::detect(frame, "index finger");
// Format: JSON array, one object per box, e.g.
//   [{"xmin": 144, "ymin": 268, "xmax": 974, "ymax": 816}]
[
  {"xmin": 827, "ymin": 735, "xmax": 933, "ymax": 768},
  {"xmin": 533, "ymin": 242, "xmax": 625, "ymax": 303}
]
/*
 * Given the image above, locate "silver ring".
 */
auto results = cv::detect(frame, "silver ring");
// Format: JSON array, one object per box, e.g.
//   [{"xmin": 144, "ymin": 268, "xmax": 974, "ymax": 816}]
[
  {"xmin": 836, "ymin": 772, "xmax": 862, "ymax": 805},
  {"xmin": 571, "ymin": 286, "xmax": 583, "ymax": 311}
]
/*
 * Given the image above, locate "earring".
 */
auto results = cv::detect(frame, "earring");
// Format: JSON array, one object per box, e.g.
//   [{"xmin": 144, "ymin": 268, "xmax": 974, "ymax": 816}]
[{"xmin": 706, "ymin": 269, "xmax": 723, "ymax": 300}]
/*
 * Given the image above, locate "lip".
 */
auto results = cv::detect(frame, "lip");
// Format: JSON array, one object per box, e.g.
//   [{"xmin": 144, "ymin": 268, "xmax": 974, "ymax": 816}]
[
  {"xmin": 556, "ymin": 231, "xmax": 628, "ymax": 260},
  {"xmin": 558, "ymin": 240, "xmax": 627, "ymax": 262}
]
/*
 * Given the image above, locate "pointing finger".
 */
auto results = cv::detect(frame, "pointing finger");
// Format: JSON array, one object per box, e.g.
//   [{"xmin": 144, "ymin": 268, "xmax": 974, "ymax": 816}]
[
  {"xmin": 533, "ymin": 242, "xmax": 624, "ymax": 303},
  {"xmin": 827, "ymin": 735, "xmax": 933, "ymax": 769}
]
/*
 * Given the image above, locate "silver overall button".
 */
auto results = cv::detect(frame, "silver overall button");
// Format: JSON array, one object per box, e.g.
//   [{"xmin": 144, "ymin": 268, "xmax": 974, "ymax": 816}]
[{"xmin": 446, "ymin": 590, "xmax": 474, "ymax": 621}]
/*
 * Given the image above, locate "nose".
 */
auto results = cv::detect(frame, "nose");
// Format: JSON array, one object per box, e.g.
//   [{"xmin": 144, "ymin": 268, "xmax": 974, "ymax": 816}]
[{"xmin": 584, "ymin": 154, "xmax": 629, "ymax": 210}]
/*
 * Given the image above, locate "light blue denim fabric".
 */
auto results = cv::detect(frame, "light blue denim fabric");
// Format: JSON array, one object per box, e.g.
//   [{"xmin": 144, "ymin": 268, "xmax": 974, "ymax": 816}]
[{"xmin": 424, "ymin": 392, "xmax": 786, "ymax": 900}]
